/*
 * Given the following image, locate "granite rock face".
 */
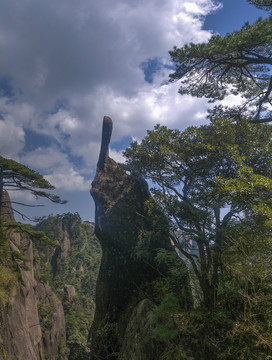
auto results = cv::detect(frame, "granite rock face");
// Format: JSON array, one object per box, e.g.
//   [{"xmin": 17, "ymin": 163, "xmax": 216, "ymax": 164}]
[
  {"xmin": 0, "ymin": 191, "xmax": 67, "ymax": 360},
  {"xmin": 118, "ymin": 299, "xmax": 159, "ymax": 360},
  {"xmin": 64, "ymin": 284, "xmax": 76, "ymax": 302},
  {"xmin": 89, "ymin": 117, "xmax": 192, "ymax": 359}
]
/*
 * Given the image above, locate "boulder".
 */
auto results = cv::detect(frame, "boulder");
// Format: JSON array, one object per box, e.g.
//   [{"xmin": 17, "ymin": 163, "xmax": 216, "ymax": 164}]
[{"xmin": 64, "ymin": 284, "xmax": 76, "ymax": 302}]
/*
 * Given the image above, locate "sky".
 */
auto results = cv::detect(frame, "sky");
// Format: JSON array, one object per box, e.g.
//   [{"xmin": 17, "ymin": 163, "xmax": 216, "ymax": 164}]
[{"xmin": 0, "ymin": 0, "xmax": 268, "ymax": 222}]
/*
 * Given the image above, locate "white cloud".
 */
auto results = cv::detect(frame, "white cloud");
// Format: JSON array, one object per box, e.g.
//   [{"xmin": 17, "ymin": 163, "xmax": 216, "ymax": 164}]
[
  {"xmin": 0, "ymin": 118, "xmax": 25, "ymax": 158},
  {"xmin": 20, "ymin": 146, "xmax": 92, "ymax": 192},
  {"xmin": 183, "ymin": 1, "xmax": 222, "ymax": 16},
  {"xmin": 20, "ymin": 146, "xmax": 66, "ymax": 171},
  {"xmin": 0, "ymin": 0, "xmax": 217, "ymax": 105},
  {"xmin": 8, "ymin": 190, "xmax": 36, "ymax": 203},
  {"xmin": 110, "ymin": 148, "xmax": 126, "ymax": 164},
  {"xmin": 0, "ymin": 0, "xmax": 221, "ymax": 219},
  {"xmin": 45, "ymin": 168, "xmax": 91, "ymax": 192}
]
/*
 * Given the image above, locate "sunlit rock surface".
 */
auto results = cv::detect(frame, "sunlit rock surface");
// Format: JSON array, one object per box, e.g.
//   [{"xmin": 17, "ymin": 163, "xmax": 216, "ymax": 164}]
[{"xmin": 0, "ymin": 191, "xmax": 67, "ymax": 360}]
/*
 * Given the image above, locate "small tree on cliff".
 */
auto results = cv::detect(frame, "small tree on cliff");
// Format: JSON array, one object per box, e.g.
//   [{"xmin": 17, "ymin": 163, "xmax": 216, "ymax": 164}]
[
  {"xmin": 0, "ymin": 155, "xmax": 66, "ymax": 221},
  {"xmin": 169, "ymin": 0, "xmax": 272, "ymax": 123},
  {"xmin": 123, "ymin": 119, "xmax": 272, "ymax": 307}
]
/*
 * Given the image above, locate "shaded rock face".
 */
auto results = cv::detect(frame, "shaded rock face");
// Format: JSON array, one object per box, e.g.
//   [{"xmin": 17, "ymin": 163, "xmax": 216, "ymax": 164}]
[
  {"xmin": 0, "ymin": 191, "xmax": 67, "ymax": 360},
  {"xmin": 118, "ymin": 299, "xmax": 159, "ymax": 360},
  {"xmin": 90, "ymin": 117, "xmax": 192, "ymax": 359}
]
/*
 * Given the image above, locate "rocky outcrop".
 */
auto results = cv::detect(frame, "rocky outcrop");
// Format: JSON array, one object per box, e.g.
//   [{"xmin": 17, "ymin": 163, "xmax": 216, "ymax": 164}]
[
  {"xmin": 0, "ymin": 191, "xmax": 67, "ymax": 360},
  {"xmin": 118, "ymin": 299, "xmax": 159, "ymax": 360},
  {"xmin": 60, "ymin": 231, "xmax": 70, "ymax": 258},
  {"xmin": 89, "ymin": 117, "xmax": 192, "ymax": 359},
  {"xmin": 64, "ymin": 284, "xmax": 76, "ymax": 302}
]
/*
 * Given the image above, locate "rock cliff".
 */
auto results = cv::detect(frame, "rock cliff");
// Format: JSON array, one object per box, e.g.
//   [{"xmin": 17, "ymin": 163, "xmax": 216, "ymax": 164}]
[
  {"xmin": 89, "ymin": 117, "xmax": 192, "ymax": 359},
  {"xmin": 0, "ymin": 191, "xmax": 67, "ymax": 360},
  {"xmin": 35, "ymin": 212, "xmax": 101, "ymax": 355}
]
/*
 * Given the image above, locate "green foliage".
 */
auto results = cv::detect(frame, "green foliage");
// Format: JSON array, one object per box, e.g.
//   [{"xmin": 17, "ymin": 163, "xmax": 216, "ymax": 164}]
[
  {"xmin": 93, "ymin": 322, "xmax": 119, "ymax": 358},
  {"xmin": 160, "ymin": 346, "xmax": 191, "ymax": 360},
  {"xmin": 154, "ymin": 302, "xmax": 272, "ymax": 359},
  {"xmin": 155, "ymin": 324, "xmax": 179, "ymax": 342},
  {"xmin": 0, "ymin": 155, "xmax": 66, "ymax": 221},
  {"xmin": 169, "ymin": 4, "xmax": 272, "ymax": 123},
  {"xmin": 0, "ymin": 222, "xmax": 10, "ymax": 260},
  {"xmin": 11, "ymin": 251, "xmax": 30, "ymax": 262},
  {"xmin": 5, "ymin": 221, "xmax": 58, "ymax": 247},
  {"xmin": 152, "ymin": 222, "xmax": 272, "ymax": 358},
  {"xmin": 154, "ymin": 294, "xmax": 180, "ymax": 342},
  {"xmin": 34, "ymin": 213, "xmax": 101, "ymax": 349},
  {"xmin": 0, "ymin": 264, "xmax": 16, "ymax": 306},
  {"xmin": 56, "ymin": 336, "xmax": 69, "ymax": 359},
  {"xmin": 0, "ymin": 156, "xmax": 55, "ymax": 190},
  {"xmin": 153, "ymin": 248, "xmax": 192, "ymax": 307},
  {"xmin": 124, "ymin": 119, "xmax": 272, "ymax": 307},
  {"xmin": 125, "ymin": 119, "xmax": 272, "ymax": 357},
  {"xmin": 156, "ymin": 293, "xmax": 181, "ymax": 316},
  {"xmin": 37, "ymin": 303, "xmax": 55, "ymax": 333},
  {"xmin": 248, "ymin": 0, "xmax": 272, "ymax": 10},
  {"xmin": 68, "ymin": 342, "xmax": 87, "ymax": 360}
]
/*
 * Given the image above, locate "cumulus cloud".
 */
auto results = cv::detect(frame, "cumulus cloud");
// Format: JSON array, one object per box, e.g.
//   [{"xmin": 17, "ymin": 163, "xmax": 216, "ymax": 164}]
[
  {"xmin": 0, "ymin": 0, "xmax": 217, "ymax": 105},
  {"xmin": 45, "ymin": 170, "xmax": 91, "ymax": 192},
  {"xmin": 0, "ymin": 118, "xmax": 25, "ymax": 158},
  {"xmin": 110, "ymin": 148, "xmax": 126, "ymax": 164},
  {"xmin": 20, "ymin": 146, "xmax": 67, "ymax": 171},
  {"xmin": 0, "ymin": 0, "xmax": 221, "ymax": 219}
]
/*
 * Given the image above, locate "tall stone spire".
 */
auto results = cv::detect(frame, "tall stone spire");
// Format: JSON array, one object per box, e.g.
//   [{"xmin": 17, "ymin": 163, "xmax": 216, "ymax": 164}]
[{"xmin": 97, "ymin": 116, "xmax": 113, "ymax": 171}]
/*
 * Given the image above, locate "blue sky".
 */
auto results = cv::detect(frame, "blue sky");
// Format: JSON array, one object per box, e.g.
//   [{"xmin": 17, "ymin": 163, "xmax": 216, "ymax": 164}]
[{"xmin": 0, "ymin": 0, "xmax": 269, "ymax": 222}]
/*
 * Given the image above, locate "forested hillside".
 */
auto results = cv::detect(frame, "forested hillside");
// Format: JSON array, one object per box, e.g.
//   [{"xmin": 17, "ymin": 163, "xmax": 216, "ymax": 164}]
[
  {"xmin": 0, "ymin": 200, "xmax": 101, "ymax": 359},
  {"xmin": 34, "ymin": 213, "xmax": 102, "ymax": 357}
]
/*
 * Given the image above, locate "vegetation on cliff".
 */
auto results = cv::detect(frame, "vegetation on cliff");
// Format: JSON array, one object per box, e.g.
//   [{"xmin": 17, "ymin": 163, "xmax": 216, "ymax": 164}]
[
  {"xmin": 0, "ymin": 196, "xmax": 67, "ymax": 360},
  {"xmin": 0, "ymin": 155, "xmax": 66, "ymax": 221},
  {"xmin": 123, "ymin": 119, "xmax": 272, "ymax": 359},
  {"xmin": 0, "ymin": 185, "xmax": 101, "ymax": 359},
  {"xmin": 34, "ymin": 213, "xmax": 101, "ymax": 351}
]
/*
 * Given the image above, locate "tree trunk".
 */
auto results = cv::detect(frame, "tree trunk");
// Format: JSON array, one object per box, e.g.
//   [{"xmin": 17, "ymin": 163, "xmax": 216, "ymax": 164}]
[{"xmin": 200, "ymin": 270, "xmax": 219, "ymax": 309}]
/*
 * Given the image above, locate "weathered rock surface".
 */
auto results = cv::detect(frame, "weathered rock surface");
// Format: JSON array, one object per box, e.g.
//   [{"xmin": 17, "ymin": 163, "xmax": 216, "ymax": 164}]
[
  {"xmin": 0, "ymin": 191, "xmax": 67, "ymax": 360},
  {"xmin": 60, "ymin": 231, "xmax": 70, "ymax": 258},
  {"xmin": 89, "ymin": 117, "xmax": 192, "ymax": 359},
  {"xmin": 64, "ymin": 284, "xmax": 76, "ymax": 302},
  {"xmin": 119, "ymin": 299, "xmax": 159, "ymax": 360}
]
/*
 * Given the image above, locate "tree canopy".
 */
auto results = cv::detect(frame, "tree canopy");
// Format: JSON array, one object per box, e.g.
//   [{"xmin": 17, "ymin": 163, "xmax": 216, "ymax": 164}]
[
  {"xmin": 169, "ymin": 0, "xmax": 272, "ymax": 123},
  {"xmin": 248, "ymin": 0, "xmax": 272, "ymax": 10},
  {"xmin": 123, "ymin": 118, "xmax": 272, "ymax": 306},
  {"xmin": 0, "ymin": 155, "xmax": 66, "ymax": 221}
]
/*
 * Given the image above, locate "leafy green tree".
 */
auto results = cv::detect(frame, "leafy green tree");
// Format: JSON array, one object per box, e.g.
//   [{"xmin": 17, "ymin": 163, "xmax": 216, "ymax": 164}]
[
  {"xmin": 169, "ymin": 0, "xmax": 272, "ymax": 123},
  {"xmin": 0, "ymin": 155, "xmax": 66, "ymax": 221},
  {"xmin": 248, "ymin": 0, "xmax": 272, "ymax": 10},
  {"xmin": 123, "ymin": 119, "xmax": 272, "ymax": 307}
]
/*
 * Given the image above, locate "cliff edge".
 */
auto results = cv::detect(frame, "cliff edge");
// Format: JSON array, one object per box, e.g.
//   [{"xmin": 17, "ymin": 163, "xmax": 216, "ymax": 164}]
[{"xmin": 0, "ymin": 191, "xmax": 67, "ymax": 360}]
